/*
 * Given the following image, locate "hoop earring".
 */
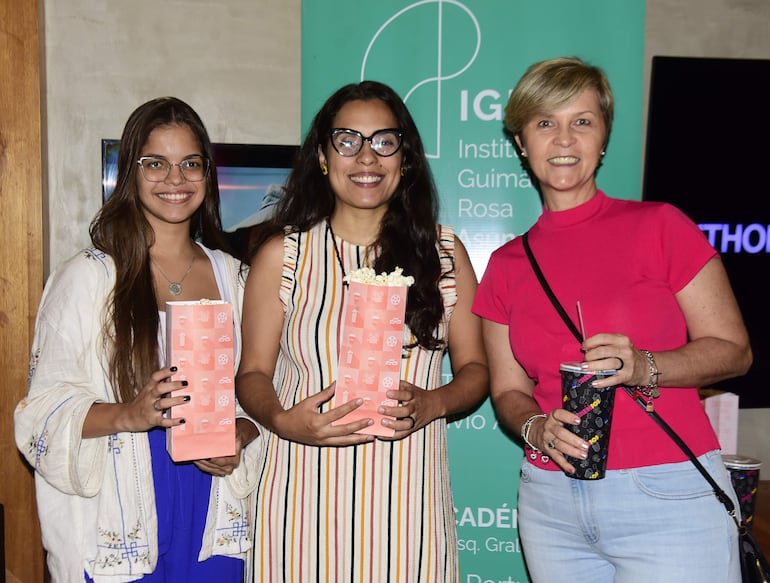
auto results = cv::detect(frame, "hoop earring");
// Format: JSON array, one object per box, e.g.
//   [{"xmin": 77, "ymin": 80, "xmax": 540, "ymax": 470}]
[
  {"xmin": 400, "ymin": 167, "xmax": 405, "ymax": 177},
  {"xmin": 321, "ymin": 163, "xmax": 328, "ymax": 176}
]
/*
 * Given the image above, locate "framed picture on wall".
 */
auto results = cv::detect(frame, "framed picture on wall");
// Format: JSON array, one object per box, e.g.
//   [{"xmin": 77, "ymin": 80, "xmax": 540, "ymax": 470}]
[{"xmin": 102, "ymin": 140, "xmax": 298, "ymax": 259}]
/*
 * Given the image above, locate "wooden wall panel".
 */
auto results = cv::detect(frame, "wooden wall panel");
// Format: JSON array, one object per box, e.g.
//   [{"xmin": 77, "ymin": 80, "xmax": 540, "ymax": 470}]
[{"xmin": 0, "ymin": 0, "xmax": 46, "ymax": 581}]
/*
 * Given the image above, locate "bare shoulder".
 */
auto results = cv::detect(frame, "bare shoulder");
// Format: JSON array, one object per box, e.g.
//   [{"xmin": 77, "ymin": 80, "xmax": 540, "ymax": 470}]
[
  {"xmin": 244, "ymin": 233, "xmax": 285, "ymax": 298},
  {"xmin": 452, "ymin": 234, "xmax": 478, "ymax": 282},
  {"xmin": 249, "ymin": 233, "xmax": 285, "ymax": 273}
]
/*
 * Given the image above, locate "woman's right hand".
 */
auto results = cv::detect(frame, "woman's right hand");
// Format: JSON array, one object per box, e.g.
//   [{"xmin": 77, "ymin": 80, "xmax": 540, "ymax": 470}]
[
  {"xmin": 126, "ymin": 366, "xmax": 190, "ymax": 431},
  {"xmin": 83, "ymin": 366, "xmax": 189, "ymax": 438},
  {"xmin": 273, "ymin": 383, "xmax": 376, "ymax": 447}
]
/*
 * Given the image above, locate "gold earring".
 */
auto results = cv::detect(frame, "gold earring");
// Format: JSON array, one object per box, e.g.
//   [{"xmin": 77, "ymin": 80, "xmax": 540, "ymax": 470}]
[
  {"xmin": 400, "ymin": 167, "xmax": 405, "ymax": 176},
  {"xmin": 321, "ymin": 163, "xmax": 328, "ymax": 176}
]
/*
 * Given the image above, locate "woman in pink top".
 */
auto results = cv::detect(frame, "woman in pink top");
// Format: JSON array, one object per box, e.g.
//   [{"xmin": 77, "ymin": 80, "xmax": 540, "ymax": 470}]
[{"xmin": 473, "ymin": 57, "xmax": 751, "ymax": 582}]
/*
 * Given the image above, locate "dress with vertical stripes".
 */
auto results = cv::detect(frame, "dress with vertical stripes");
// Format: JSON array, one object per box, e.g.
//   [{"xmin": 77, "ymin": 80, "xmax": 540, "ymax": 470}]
[{"xmin": 248, "ymin": 221, "xmax": 459, "ymax": 583}]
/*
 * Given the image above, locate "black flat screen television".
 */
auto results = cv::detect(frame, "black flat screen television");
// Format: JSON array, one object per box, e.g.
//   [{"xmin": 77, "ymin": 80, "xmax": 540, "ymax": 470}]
[{"xmin": 643, "ymin": 56, "xmax": 770, "ymax": 408}]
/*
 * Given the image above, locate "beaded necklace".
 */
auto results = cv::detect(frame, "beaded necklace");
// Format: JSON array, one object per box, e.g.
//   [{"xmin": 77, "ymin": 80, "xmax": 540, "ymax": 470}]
[{"xmin": 326, "ymin": 219, "xmax": 373, "ymax": 282}]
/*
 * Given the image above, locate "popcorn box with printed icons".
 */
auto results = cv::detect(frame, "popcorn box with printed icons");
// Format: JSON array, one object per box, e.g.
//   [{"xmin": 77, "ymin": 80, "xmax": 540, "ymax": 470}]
[
  {"xmin": 165, "ymin": 300, "xmax": 236, "ymax": 461},
  {"xmin": 333, "ymin": 268, "xmax": 414, "ymax": 437}
]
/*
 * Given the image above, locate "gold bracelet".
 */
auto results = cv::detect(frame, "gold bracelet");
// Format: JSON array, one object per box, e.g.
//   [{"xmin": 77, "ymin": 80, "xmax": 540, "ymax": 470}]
[{"xmin": 634, "ymin": 349, "xmax": 661, "ymax": 411}]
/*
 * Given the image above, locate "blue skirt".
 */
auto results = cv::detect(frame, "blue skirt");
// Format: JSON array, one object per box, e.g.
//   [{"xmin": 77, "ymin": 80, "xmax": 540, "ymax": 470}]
[{"xmin": 85, "ymin": 428, "xmax": 243, "ymax": 582}]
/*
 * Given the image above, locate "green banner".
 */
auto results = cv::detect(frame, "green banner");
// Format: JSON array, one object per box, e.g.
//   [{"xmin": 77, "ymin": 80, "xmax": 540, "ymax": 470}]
[{"xmin": 302, "ymin": 2, "xmax": 644, "ymax": 580}]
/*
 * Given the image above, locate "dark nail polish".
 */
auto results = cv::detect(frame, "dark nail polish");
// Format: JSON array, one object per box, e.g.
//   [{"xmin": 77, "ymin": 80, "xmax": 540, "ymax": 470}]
[
  {"xmin": 181, "ymin": 380, "xmax": 188, "ymax": 387},
  {"xmin": 179, "ymin": 418, "xmax": 186, "ymax": 424},
  {"xmin": 183, "ymin": 395, "xmax": 191, "ymax": 402},
  {"xmin": 170, "ymin": 366, "xmax": 178, "ymax": 373}
]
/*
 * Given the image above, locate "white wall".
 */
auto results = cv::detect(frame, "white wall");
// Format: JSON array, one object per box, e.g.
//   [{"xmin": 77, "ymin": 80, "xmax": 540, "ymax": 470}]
[
  {"xmin": 43, "ymin": 0, "xmax": 301, "ymax": 269},
  {"xmin": 44, "ymin": 0, "xmax": 770, "ymax": 466}
]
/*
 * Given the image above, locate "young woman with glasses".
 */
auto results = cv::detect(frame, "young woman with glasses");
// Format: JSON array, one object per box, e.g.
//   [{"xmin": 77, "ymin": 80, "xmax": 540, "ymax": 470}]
[
  {"xmin": 15, "ymin": 97, "xmax": 261, "ymax": 582},
  {"xmin": 236, "ymin": 81, "xmax": 489, "ymax": 582}
]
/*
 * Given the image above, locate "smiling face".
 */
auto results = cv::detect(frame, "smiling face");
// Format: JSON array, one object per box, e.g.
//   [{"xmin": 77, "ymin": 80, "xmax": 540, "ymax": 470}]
[
  {"xmin": 318, "ymin": 99, "xmax": 403, "ymax": 219},
  {"xmin": 137, "ymin": 124, "xmax": 207, "ymax": 231},
  {"xmin": 516, "ymin": 88, "xmax": 607, "ymax": 210}
]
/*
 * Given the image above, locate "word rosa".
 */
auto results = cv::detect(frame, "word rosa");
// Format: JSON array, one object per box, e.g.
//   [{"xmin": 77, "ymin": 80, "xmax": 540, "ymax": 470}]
[{"xmin": 458, "ymin": 198, "xmax": 513, "ymax": 218}]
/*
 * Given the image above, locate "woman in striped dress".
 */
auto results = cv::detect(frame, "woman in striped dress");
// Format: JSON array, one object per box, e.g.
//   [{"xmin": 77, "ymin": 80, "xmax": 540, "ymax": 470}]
[{"xmin": 237, "ymin": 81, "xmax": 489, "ymax": 583}]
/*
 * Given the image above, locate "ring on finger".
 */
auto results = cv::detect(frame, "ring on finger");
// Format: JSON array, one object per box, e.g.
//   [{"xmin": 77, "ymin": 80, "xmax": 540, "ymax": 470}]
[
  {"xmin": 546, "ymin": 439, "xmax": 556, "ymax": 450},
  {"xmin": 406, "ymin": 415, "xmax": 416, "ymax": 426},
  {"xmin": 615, "ymin": 356, "xmax": 624, "ymax": 370}
]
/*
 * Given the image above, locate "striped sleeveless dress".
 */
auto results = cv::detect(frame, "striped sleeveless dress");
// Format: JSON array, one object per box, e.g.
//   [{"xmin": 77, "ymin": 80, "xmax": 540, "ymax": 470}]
[{"xmin": 248, "ymin": 221, "xmax": 459, "ymax": 583}]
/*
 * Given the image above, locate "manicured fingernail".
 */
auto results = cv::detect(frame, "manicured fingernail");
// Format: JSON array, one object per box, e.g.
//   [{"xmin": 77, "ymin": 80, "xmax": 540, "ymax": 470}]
[
  {"xmin": 183, "ymin": 395, "xmax": 191, "ymax": 402},
  {"xmin": 181, "ymin": 380, "xmax": 188, "ymax": 387},
  {"xmin": 170, "ymin": 366, "xmax": 178, "ymax": 373},
  {"xmin": 179, "ymin": 418, "xmax": 186, "ymax": 424}
]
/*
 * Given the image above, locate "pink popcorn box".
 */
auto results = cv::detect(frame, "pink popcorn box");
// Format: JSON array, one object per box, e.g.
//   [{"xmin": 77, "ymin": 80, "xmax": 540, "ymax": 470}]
[
  {"xmin": 165, "ymin": 300, "xmax": 236, "ymax": 461},
  {"xmin": 334, "ymin": 281, "xmax": 407, "ymax": 437}
]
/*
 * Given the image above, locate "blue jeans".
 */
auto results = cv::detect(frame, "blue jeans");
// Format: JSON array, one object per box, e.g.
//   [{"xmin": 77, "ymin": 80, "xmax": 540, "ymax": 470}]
[{"xmin": 517, "ymin": 450, "xmax": 740, "ymax": 582}]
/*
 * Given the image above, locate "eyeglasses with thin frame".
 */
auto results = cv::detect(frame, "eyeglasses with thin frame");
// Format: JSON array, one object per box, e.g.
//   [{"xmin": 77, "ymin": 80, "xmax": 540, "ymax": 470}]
[
  {"xmin": 330, "ymin": 128, "xmax": 403, "ymax": 157},
  {"xmin": 136, "ymin": 155, "xmax": 210, "ymax": 182}
]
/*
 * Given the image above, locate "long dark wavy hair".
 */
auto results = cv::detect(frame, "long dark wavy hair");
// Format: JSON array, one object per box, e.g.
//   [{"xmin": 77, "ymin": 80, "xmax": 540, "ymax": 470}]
[
  {"xmin": 249, "ymin": 81, "xmax": 447, "ymax": 349},
  {"xmin": 90, "ymin": 96, "xmax": 230, "ymax": 403}
]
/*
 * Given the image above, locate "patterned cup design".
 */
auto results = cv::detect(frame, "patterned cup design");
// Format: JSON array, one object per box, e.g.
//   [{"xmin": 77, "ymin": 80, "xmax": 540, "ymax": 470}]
[
  {"xmin": 723, "ymin": 454, "xmax": 762, "ymax": 530},
  {"xmin": 560, "ymin": 363, "xmax": 617, "ymax": 480}
]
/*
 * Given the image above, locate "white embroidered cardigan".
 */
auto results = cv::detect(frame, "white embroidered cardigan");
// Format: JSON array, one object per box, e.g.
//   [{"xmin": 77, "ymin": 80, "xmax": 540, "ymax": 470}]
[{"xmin": 14, "ymin": 245, "xmax": 262, "ymax": 583}]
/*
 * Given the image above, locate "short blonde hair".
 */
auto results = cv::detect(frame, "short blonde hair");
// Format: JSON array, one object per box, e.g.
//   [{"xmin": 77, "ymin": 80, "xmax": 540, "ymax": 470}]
[{"xmin": 504, "ymin": 57, "xmax": 614, "ymax": 148}]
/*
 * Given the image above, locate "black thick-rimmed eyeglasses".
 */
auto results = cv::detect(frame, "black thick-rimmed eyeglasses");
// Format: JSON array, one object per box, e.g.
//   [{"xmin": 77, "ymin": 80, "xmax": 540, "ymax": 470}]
[
  {"xmin": 329, "ymin": 128, "xmax": 404, "ymax": 157},
  {"xmin": 136, "ymin": 155, "xmax": 210, "ymax": 182}
]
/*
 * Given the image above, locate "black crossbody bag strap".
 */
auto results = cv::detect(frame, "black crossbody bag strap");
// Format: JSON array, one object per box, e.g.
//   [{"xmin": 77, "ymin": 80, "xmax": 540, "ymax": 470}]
[
  {"xmin": 521, "ymin": 232, "xmax": 584, "ymax": 343},
  {"xmin": 521, "ymin": 230, "xmax": 739, "ymax": 521}
]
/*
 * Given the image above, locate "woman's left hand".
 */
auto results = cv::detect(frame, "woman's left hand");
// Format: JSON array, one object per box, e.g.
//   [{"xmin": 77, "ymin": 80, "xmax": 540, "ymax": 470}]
[
  {"xmin": 194, "ymin": 453, "xmax": 240, "ymax": 477},
  {"xmin": 193, "ymin": 418, "xmax": 260, "ymax": 477},
  {"xmin": 581, "ymin": 333, "xmax": 649, "ymax": 388},
  {"xmin": 377, "ymin": 380, "xmax": 438, "ymax": 440}
]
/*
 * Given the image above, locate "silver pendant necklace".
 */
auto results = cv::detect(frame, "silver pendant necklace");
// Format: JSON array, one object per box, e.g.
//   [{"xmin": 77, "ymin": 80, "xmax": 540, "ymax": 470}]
[{"xmin": 153, "ymin": 255, "xmax": 195, "ymax": 296}]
